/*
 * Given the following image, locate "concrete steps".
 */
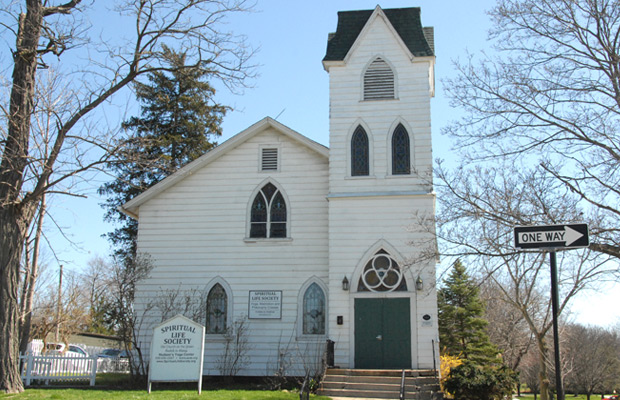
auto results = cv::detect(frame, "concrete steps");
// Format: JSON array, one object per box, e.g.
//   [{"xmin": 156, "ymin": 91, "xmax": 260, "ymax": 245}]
[{"xmin": 318, "ymin": 368, "xmax": 443, "ymax": 399}]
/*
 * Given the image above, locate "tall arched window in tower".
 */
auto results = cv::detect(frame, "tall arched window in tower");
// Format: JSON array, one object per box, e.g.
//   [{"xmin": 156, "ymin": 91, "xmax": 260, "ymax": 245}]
[
  {"xmin": 303, "ymin": 283, "xmax": 326, "ymax": 335},
  {"xmin": 351, "ymin": 126, "xmax": 369, "ymax": 176},
  {"xmin": 206, "ymin": 283, "xmax": 227, "ymax": 334},
  {"xmin": 250, "ymin": 183, "xmax": 287, "ymax": 238},
  {"xmin": 392, "ymin": 123, "xmax": 410, "ymax": 175},
  {"xmin": 364, "ymin": 57, "xmax": 395, "ymax": 100}
]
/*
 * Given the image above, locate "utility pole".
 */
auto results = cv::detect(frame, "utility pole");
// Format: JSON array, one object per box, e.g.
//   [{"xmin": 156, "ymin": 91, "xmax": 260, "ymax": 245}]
[{"xmin": 55, "ymin": 265, "xmax": 63, "ymax": 342}]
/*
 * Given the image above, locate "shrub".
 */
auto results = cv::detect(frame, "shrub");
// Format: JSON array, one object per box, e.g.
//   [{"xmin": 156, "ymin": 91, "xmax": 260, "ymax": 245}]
[
  {"xmin": 440, "ymin": 353, "xmax": 463, "ymax": 396},
  {"xmin": 444, "ymin": 361, "xmax": 518, "ymax": 400}
]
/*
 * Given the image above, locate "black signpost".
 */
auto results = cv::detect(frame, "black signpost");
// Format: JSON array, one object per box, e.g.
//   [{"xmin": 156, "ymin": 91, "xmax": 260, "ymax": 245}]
[{"xmin": 514, "ymin": 224, "xmax": 589, "ymax": 400}]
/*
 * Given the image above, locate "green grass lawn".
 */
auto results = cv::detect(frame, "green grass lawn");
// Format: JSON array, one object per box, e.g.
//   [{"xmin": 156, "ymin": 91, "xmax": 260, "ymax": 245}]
[
  {"xmin": 515, "ymin": 395, "xmax": 614, "ymax": 400},
  {"xmin": 0, "ymin": 388, "xmax": 330, "ymax": 400},
  {"xmin": 0, "ymin": 374, "xmax": 331, "ymax": 400}
]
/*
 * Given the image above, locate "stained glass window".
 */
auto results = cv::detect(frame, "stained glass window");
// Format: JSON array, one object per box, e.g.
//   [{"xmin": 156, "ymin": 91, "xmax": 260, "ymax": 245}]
[
  {"xmin": 358, "ymin": 250, "xmax": 407, "ymax": 292},
  {"xmin": 351, "ymin": 126, "xmax": 369, "ymax": 176},
  {"xmin": 250, "ymin": 183, "xmax": 287, "ymax": 238},
  {"xmin": 303, "ymin": 283, "xmax": 325, "ymax": 335},
  {"xmin": 392, "ymin": 124, "xmax": 410, "ymax": 175},
  {"xmin": 206, "ymin": 284, "xmax": 227, "ymax": 334}
]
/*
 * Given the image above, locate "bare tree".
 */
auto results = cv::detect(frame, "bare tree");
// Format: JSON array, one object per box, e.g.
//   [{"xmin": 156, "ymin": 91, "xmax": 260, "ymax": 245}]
[
  {"xmin": 0, "ymin": 0, "xmax": 256, "ymax": 392},
  {"xmin": 427, "ymin": 162, "xmax": 617, "ymax": 400},
  {"xmin": 563, "ymin": 324, "xmax": 620, "ymax": 399},
  {"xmin": 216, "ymin": 316, "xmax": 251, "ymax": 377},
  {"xmin": 520, "ymin": 350, "xmax": 542, "ymax": 399},
  {"xmin": 151, "ymin": 286, "xmax": 207, "ymax": 324},
  {"xmin": 479, "ymin": 279, "xmax": 534, "ymax": 374},
  {"xmin": 79, "ymin": 256, "xmax": 115, "ymax": 335},
  {"xmin": 443, "ymin": 0, "xmax": 620, "ymax": 260},
  {"xmin": 17, "ymin": 67, "xmax": 73, "ymax": 356},
  {"xmin": 31, "ymin": 271, "xmax": 90, "ymax": 351},
  {"xmin": 100, "ymin": 253, "xmax": 153, "ymax": 378}
]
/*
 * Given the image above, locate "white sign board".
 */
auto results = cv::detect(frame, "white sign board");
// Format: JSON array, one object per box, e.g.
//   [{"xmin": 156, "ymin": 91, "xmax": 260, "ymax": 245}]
[
  {"xmin": 148, "ymin": 314, "xmax": 205, "ymax": 394},
  {"xmin": 248, "ymin": 290, "xmax": 282, "ymax": 319}
]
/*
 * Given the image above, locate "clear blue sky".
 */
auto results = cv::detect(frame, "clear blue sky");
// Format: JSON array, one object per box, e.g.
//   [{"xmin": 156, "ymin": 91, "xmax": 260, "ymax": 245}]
[{"xmin": 42, "ymin": 0, "xmax": 619, "ymax": 327}]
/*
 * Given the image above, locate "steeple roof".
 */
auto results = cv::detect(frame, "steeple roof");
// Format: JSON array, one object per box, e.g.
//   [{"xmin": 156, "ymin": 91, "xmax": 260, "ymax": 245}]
[{"xmin": 323, "ymin": 7, "xmax": 434, "ymax": 62}]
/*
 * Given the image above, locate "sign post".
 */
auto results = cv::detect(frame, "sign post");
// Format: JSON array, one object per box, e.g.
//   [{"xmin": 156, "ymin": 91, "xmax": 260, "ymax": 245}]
[{"xmin": 514, "ymin": 223, "xmax": 589, "ymax": 400}]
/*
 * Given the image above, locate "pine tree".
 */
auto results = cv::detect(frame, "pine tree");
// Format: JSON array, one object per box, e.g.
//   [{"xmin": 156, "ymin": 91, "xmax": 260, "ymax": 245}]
[
  {"xmin": 438, "ymin": 259, "xmax": 500, "ymax": 365},
  {"xmin": 99, "ymin": 47, "xmax": 228, "ymax": 264}
]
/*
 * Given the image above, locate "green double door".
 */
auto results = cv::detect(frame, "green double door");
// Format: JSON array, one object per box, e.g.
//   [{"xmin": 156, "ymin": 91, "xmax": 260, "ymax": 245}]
[{"xmin": 354, "ymin": 298, "xmax": 412, "ymax": 369}]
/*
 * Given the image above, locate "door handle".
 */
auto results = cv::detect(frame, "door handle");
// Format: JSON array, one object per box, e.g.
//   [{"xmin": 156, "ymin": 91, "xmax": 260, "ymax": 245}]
[{"xmin": 376, "ymin": 335, "xmax": 382, "ymax": 341}]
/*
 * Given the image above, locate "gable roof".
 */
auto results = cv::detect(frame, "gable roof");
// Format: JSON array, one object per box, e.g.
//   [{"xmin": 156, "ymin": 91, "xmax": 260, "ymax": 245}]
[
  {"xmin": 120, "ymin": 117, "xmax": 329, "ymax": 219},
  {"xmin": 323, "ymin": 6, "xmax": 434, "ymax": 62}
]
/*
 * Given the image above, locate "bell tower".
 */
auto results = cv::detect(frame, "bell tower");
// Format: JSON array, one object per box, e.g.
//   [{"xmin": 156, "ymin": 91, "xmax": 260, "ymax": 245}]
[{"xmin": 323, "ymin": 6, "xmax": 439, "ymax": 369}]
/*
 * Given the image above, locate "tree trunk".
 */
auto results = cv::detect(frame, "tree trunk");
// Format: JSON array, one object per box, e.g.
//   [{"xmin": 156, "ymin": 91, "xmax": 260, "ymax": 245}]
[
  {"xmin": 0, "ymin": 1, "xmax": 44, "ymax": 394},
  {"xmin": 19, "ymin": 194, "xmax": 46, "ymax": 355},
  {"xmin": 0, "ymin": 210, "xmax": 33, "ymax": 393},
  {"xmin": 537, "ymin": 334, "xmax": 550, "ymax": 400}
]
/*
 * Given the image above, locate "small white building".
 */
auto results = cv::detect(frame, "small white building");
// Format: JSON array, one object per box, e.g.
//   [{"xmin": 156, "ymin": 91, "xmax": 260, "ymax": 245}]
[{"xmin": 121, "ymin": 5, "xmax": 439, "ymax": 377}]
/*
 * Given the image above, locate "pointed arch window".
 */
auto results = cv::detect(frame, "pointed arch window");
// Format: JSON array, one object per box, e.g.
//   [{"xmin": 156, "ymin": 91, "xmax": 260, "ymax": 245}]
[
  {"xmin": 364, "ymin": 58, "xmax": 395, "ymax": 100},
  {"xmin": 392, "ymin": 123, "xmax": 410, "ymax": 175},
  {"xmin": 358, "ymin": 250, "xmax": 407, "ymax": 292},
  {"xmin": 206, "ymin": 283, "xmax": 227, "ymax": 334},
  {"xmin": 250, "ymin": 183, "xmax": 287, "ymax": 238},
  {"xmin": 351, "ymin": 126, "xmax": 369, "ymax": 176},
  {"xmin": 302, "ymin": 283, "xmax": 326, "ymax": 335}
]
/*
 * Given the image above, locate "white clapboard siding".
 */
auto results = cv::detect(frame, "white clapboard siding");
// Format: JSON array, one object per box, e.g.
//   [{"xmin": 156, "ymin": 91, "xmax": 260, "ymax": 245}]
[
  {"xmin": 324, "ymin": 10, "xmax": 438, "ymax": 370},
  {"xmin": 327, "ymin": 14, "xmax": 434, "ymax": 196},
  {"xmin": 132, "ymin": 6, "xmax": 439, "ymax": 375},
  {"xmin": 133, "ymin": 126, "xmax": 329, "ymax": 376}
]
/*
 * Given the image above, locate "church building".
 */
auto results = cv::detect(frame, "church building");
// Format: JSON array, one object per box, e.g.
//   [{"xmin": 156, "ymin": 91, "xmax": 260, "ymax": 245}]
[{"xmin": 121, "ymin": 5, "xmax": 439, "ymax": 377}]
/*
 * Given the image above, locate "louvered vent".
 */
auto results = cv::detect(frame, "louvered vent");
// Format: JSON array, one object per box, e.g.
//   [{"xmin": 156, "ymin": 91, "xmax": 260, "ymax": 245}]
[
  {"xmin": 261, "ymin": 148, "xmax": 278, "ymax": 171},
  {"xmin": 364, "ymin": 58, "xmax": 395, "ymax": 100}
]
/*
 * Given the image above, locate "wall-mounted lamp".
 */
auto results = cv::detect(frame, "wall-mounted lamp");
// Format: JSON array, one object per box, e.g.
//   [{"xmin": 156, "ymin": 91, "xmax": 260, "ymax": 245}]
[
  {"xmin": 342, "ymin": 276, "xmax": 350, "ymax": 291},
  {"xmin": 415, "ymin": 276, "xmax": 424, "ymax": 291}
]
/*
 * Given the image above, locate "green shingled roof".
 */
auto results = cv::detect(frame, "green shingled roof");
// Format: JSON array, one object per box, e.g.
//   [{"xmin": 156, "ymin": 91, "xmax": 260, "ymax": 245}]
[{"xmin": 323, "ymin": 7, "xmax": 434, "ymax": 62}]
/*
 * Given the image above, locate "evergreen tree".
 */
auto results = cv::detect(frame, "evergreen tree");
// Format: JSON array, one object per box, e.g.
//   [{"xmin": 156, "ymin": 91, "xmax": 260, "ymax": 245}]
[
  {"xmin": 99, "ymin": 47, "xmax": 228, "ymax": 264},
  {"xmin": 438, "ymin": 259, "xmax": 499, "ymax": 365}
]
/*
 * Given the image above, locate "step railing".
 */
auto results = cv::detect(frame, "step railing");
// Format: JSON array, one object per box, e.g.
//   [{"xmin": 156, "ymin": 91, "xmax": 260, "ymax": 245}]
[{"xmin": 399, "ymin": 369, "xmax": 406, "ymax": 400}]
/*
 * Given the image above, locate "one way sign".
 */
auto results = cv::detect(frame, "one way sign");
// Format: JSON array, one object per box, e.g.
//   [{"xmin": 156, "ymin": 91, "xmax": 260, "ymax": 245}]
[{"xmin": 514, "ymin": 224, "xmax": 589, "ymax": 250}]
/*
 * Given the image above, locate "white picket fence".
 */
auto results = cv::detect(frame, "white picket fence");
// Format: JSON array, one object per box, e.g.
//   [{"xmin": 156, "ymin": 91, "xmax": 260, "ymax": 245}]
[{"xmin": 20, "ymin": 353, "xmax": 98, "ymax": 386}]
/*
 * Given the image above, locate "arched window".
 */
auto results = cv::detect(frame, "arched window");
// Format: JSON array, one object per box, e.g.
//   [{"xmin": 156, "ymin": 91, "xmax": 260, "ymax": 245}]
[
  {"xmin": 351, "ymin": 126, "xmax": 369, "ymax": 176},
  {"xmin": 364, "ymin": 58, "xmax": 395, "ymax": 100},
  {"xmin": 250, "ymin": 183, "xmax": 287, "ymax": 238},
  {"xmin": 392, "ymin": 123, "xmax": 410, "ymax": 175},
  {"xmin": 358, "ymin": 250, "xmax": 407, "ymax": 292},
  {"xmin": 302, "ymin": 283, "xmax": 325, "ymax": 335},
  {"xmin": 206, "ymin": 283, "xmax": 227, "ymax": 334}
]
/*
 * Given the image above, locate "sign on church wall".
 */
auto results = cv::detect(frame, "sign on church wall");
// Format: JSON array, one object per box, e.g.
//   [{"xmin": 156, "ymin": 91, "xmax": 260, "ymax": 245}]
[
  {"xmin": 148, "ymin": 314, "xmax": 205, "ymax": 394},
  {"xmin": 248, "ymin": 290, "xmax": 282, "ymax": 319}
]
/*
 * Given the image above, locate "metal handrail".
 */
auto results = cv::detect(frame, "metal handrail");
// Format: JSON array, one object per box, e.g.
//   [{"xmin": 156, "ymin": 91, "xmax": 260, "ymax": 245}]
[
  {"xmin": 399, "ymin": 369, "xmax": 406, "ymax": 400},
  {"xmin": 432, "ymin": 339, "xmax": 437, "ymax": 375}
]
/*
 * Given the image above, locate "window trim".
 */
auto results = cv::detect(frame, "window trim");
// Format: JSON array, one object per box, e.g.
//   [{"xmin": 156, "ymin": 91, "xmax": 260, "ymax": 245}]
[
  {"xmin": 246, "ymin": 179, "xmax": 291, "ymax": 240},
  {"xmin": 297, "ymin": 278, "xmax": 328, "ymax": 340},
  {"xmin": 205, "ymin": 277, "xmax": 233, "ymax": 339}
]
